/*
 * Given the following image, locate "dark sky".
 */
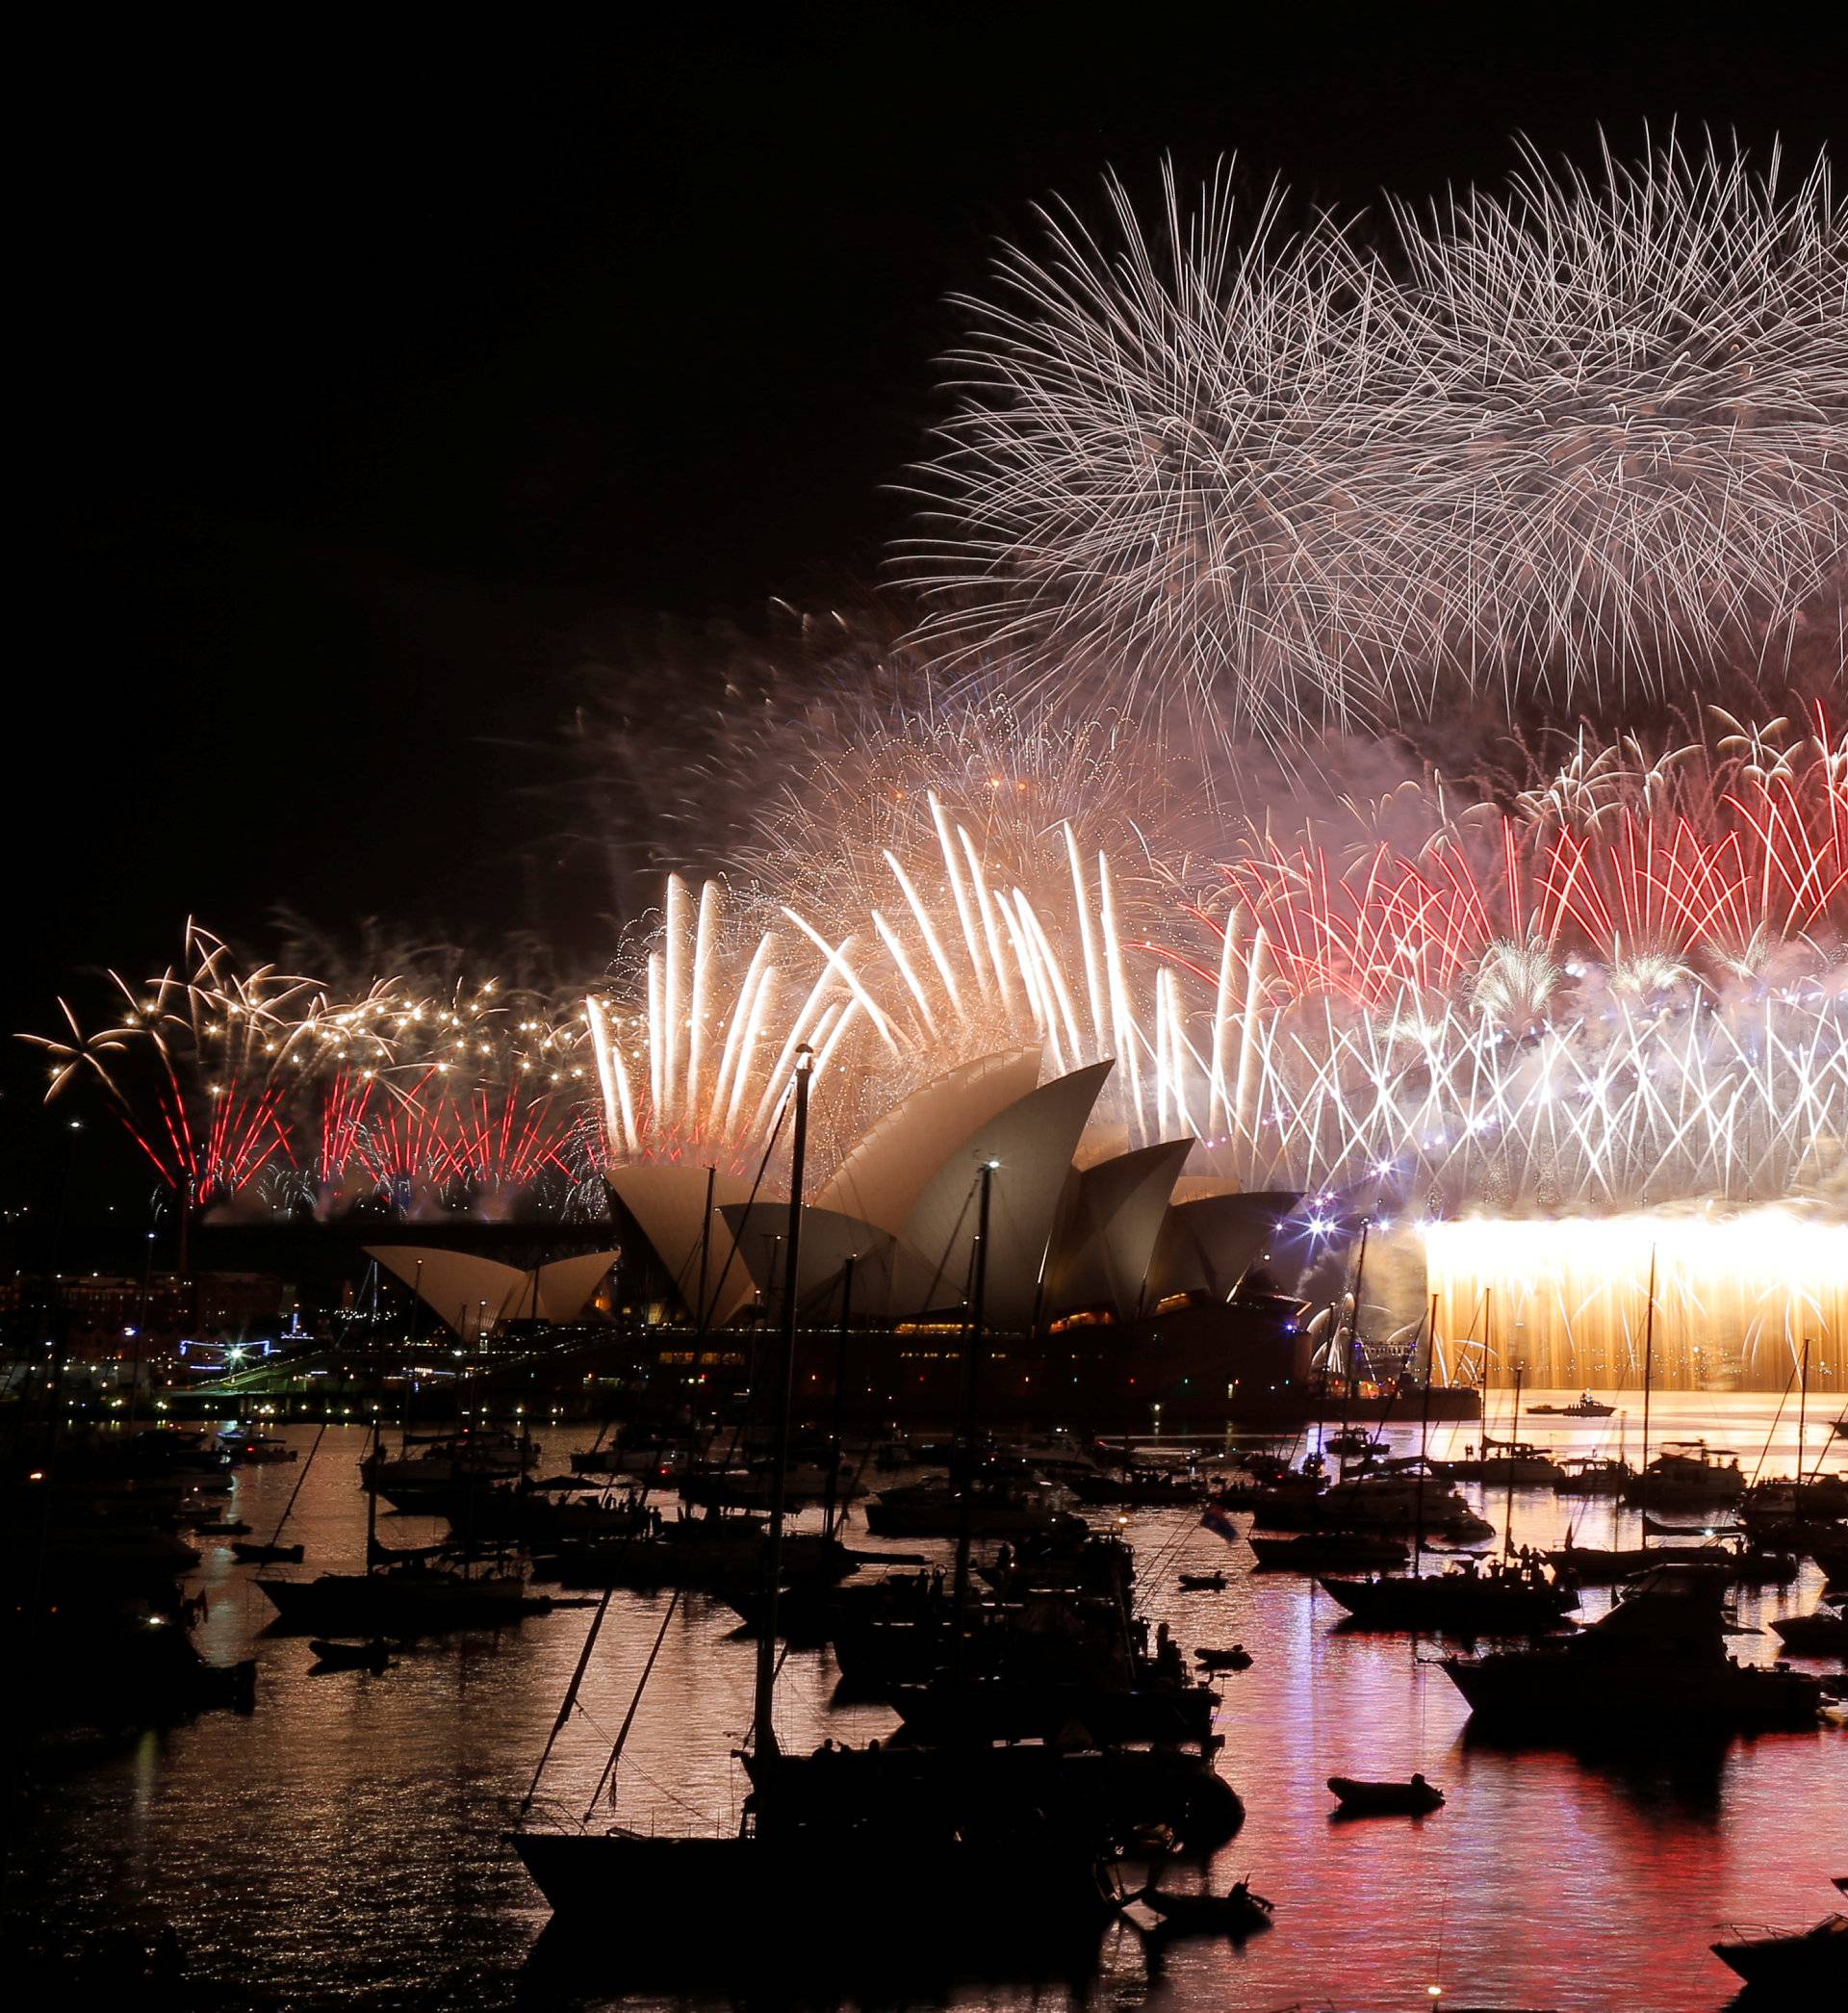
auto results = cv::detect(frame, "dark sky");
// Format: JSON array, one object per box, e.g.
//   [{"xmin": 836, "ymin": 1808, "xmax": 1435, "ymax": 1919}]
[{"xmin": 13, "ymin": 8, "xmax": 1842, "ymax": 1196}]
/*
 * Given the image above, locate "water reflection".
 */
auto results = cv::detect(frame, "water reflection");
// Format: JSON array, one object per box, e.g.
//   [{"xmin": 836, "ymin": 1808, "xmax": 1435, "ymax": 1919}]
[{"xmin": 9, "ymin": 1393, "xmax": 1843, "ymax": 2011}]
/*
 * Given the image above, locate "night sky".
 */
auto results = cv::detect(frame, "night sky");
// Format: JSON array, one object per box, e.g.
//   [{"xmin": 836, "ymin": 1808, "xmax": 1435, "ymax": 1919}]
[{"xmin": 13, "ymin": 10, "xmax": 1840, "ymax": 1207}]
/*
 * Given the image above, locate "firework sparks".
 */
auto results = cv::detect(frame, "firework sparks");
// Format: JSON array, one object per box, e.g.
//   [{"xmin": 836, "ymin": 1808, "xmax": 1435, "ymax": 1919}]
[
  {"xmin": 24, "ymin": 718, "xmax": 1846, "ymax": 1226},
  {"xmin": 910, "ymin": 135, "xmax": 1846, "ymax": 745}
]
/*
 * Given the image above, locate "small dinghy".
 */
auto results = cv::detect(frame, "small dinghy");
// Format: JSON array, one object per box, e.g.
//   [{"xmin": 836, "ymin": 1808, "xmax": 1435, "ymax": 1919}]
[
  {"xmin": 231, "ymin": 1540, "xmax": 305, "ymax": 1565},
  {"xmin": 1194, "ymin": 1643, "xmax": 1253, "ymax": 1671},
  {"xmin": 1135, "ymin": 1874, "xmax": 1273, "ymax": 1937},
  {"xmin": 1177, "ymin": 1570, "xmax": 1227, "ymax": 1591},
  {"xmin": 1327, "ymin": 1771, "xmax": 1445, "ymax": 1815},
  {"xmin": 192, "ymin": 1516, "xmax": 251, "ymax": 1536},
  {"xmin": 309, "ymin": 1638, "xmax": 393, "ymax": 1672}
]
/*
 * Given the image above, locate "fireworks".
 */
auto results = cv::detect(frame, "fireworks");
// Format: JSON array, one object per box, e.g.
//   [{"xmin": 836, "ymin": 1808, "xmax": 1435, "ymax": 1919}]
[
  {"xmin": 584, "ymin": 712, "xmax": 1846, "ymax": 1216},
  {"xmin": 910, "ymin": 136, "xmax": 1847, "ymax": 745},
  {"xmin": 26, "ymin": 714, "xmax": 1845, "ymax": 1231},
  {"xmin": 1420, "ymin": 1208, "xmax": 1848, "ymax": 1390},
  {"xmin": 21, "ymin": 134, "xmax": 1848, "ymax": 1267},
  {"xmin": 25, "ymin": 926, "xmax": 603, "ymax": 1219},
  {"xmin": 25, "ymin": 923, "xmax": 327, "ymax": 1208}
]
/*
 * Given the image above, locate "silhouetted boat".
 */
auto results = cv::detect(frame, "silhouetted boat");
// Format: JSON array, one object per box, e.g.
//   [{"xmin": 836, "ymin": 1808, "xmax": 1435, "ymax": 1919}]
[
  {"xmin": 1248, "ymin": 1531, "xmax": 1407, "ymax": 1572},
  {"xmin": 1624, "ymin": 1441, "xmax": 1744, "ymax": 1509},
  {"xmin": 1710, "ymin": 1908, "xmax": 1845, "ymax": 1989},
  {"xmin": 886, "ymin": 1672, "xmax": 1220, "ymax": 1746},
  {"xmin": 260, "ymin": 1561, "xmax": 528, "ymax": 1633},
  {"xmin": 1177, "ymin": 1569, "xmax": 1226, "ymax": 1591},
  {"xmin": 217, "ymin": 1432, "xmax": 297, "ymax": 1463},
  {"xmin": 1067, "ymin": 1466, "xmax": 1207, "ymax": 1507},
  {"xmin": 1545, "ymin": 1538, "xmax": 1797, "ymax": 1587},
  {"xmin": 1435, "ymin": 1440, "xmax": 1565, "ymax": 1485},
  {"xmin": 1743, "ymin": 1474, "xmax": 1848, "ymax": 1520},
  {"xmin": 1527, "ymin": 1393, "xmax": 1615, "ymax": 1417},
  {"xmin": 1322, "ymin": 1427, "xmax": 1375, "ymax": 1457},
  {"xmin": 1194, "ymin": 1643, "xmax": 1252, "ymax": 1670},
  {"xmin": 861, "ymin": 1477, "xmax": 1074, "ymax": 1538},
  {"xmin": 1553, "ymin": 1456, "xmax": 1633, "ymax": 1496},
  {"xmin": 1321, "ymin": 1561, "xmax": 1577, "ymax": 1634},
  {"xmin": 1256, "ymin": 1470, "xmax": 1486, "ymax": 1535},
  {"xmin": 230, "ymin": 1539, "xmax": 304, "ymax": 1565},
  {"xmin": 1327, "ymin": 1772, "xmax": 1444, "ymax": 1814},
  {"xmin": 308, "ymin": 1638, "xmax": 391, "ymax": 1671},
  {"xmin": 1769, "ymin": 1609, "xmax": 1848, "ymax": 1657},
  {"xmin": 1441, "ymin": 1563, "xmax": 1826, "ymax": 1732},
  {"xmin": 1133, "ymin": 1872, "xmax": 1273, "ymax": 1936}
]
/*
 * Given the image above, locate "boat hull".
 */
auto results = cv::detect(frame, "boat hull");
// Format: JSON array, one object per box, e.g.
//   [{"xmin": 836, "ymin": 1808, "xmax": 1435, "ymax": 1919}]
[
  {"xmin": 1710, "ymin": 1919, "xmax": 1845, "ymax": 1987},
  {"xmin": 1326, "ymin": 1775, "xmax": 1445, "ymax": 1815},
  {"xmin": 1319, "ymin": 1574, "xmax": 1576, "ymax": 1634},
  {"xmin": 511, "ymin": 1827, "xmax": 1117, "ymax": 1953},
  {"xmin": 1441, "ymin": 1649, "xmax": 1824, "ymax": 1730},
  {"xmin": 259, "ymin": 1573, "xmax": 528, "ymax": 1634}
]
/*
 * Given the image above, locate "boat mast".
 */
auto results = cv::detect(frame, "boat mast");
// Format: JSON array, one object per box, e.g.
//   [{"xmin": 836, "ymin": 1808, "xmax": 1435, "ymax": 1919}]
[
  {"xmin": 1639, "ymin": 1245, "xmax": 1657, "ymax": 1547},
  {"xmin": 1502, "ymin": 1359, "xmax": 1521, "ymax": 1561},
  {"xmin": 951, "ymin": 1158, "xmax": 996, "ymax": 1698},
  {"xmin": 821, "ymin": 1253, "xmax": 856, "ymax": 1544},
  {"xmin": 751, "ymin": 1045, "xmax": 811, "ymax": 1764},
  {"xmin": 1348, "ymin": 1217, "xmax": 1372, "ymax": 1411},
  {"xmin": 1414, "ymin": 1293, "xmax": 1436, "ymax": 1580},
  {"xmin": 695, "ymin": 1163, "xmax": 715, "ymax": 1336},
  {"xmin": 366, "ymin": 1412, "xmax": 380, "ymax": 1574},
  {"xmin": 1795, "ymin": 1333, "xmax": 1809, "ymax": 1488}
]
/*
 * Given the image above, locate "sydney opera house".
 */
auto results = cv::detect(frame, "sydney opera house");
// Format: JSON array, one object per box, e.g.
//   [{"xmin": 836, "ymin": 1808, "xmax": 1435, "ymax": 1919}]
[{"xmin": 361, "ymin": 1038, "xmax": 1842, "ymax": 1427}]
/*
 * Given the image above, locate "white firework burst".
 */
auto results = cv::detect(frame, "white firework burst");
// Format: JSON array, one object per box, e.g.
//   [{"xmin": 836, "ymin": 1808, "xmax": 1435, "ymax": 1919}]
[{"xmin": 909, "ymin": 134, "xmax": 1847, "ymax": 746}]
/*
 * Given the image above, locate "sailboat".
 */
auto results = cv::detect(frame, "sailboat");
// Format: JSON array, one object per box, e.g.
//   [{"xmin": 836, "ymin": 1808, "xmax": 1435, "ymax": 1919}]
[
  {"xmin": 509, "ymin": 1051, "xmax": 1131, "ymax": 1961},
  {"xmin": 259, "ymin": 1416, "xmax": 527, "ymax": 1634}
]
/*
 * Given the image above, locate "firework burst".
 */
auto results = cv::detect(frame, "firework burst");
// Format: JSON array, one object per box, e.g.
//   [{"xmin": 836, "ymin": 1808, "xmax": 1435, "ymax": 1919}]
[{"xmin": 910, "ymin": 134, "xmax": 1846, "ymax": 745}]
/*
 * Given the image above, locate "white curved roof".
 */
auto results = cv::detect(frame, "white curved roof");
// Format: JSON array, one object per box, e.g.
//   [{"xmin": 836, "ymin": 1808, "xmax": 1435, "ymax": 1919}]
[
  {"xmin": 366, "ymin": 1246, "xmax": 620, "ymax": 1329},
  {"xmin": 814, "ymin": 1048, "xmax": 1042, "ymax": 1235},
  {"xmin": 894, "ymin": 1059, "xmax": 1114, "ymax": 1328},
  {"xmin": 1144, "ymin": 1191, "xmax": 1299, "ymax": 1303},
  {"xmin": 1041, "ymin": 1138, "xmax": 1194, "ymax": 1319},
  {"xmin": 719, "ymin": 1202, "xmax": 897, "ymax": 1320},
  {"xmin": 607, "ymin": 1164, "xmax": 757, "ymax": 1324}
]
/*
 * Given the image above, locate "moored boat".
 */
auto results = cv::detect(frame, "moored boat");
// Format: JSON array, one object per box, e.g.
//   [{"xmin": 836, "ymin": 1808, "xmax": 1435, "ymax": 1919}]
[
  {"xmin": 1624, "ymin": 1441, "xmax": 1745, "ymax": 1510},
  {"xmin": 1321, "ymin": 1559, "xmax": 1577, "ymax": 1634},
  {"xmin": 1327, "ymin": 1772, "xmax": 1444, "ymax": 1814},
  {"xmin": 1553, "ymin": 1456, "xmax": 1633, "ymax": 1496},
  {"xmin": 308, "ymin": 1638, "xmax": 392, "ymax": 1671},
  {"xmin": 1441, "ymin": 1563, "xmax": 1826, "ymax": 1732},
  {"xmin": 260, "ymin": 1561, "xmax": 529, "ymax": 1634},
  {"xmin": 1248, "ymin": 1531, "xmax": 1409, "ymax": 1572},
  {"xmin": 1710, "ymin": 1908, "xmax": 1845, "ymax": 1989},
  {"xmin": 1769, "ymin": 1609, "xmax": 1848, "ymax": 1657},
  {"xmin": 1132, "ymin": 1873, "xmax": 1273, "ymax": 1936}
]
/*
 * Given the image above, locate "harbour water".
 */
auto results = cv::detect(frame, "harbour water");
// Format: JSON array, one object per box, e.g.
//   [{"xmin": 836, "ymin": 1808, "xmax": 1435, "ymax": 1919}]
[{"xmin": 9, "ymin": 1393, "xmax": 1843, "ymax": 2010}]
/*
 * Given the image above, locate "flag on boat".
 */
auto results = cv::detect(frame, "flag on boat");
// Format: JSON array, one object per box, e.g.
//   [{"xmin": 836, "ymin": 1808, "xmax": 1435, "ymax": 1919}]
[{"xmin": 1200, "ymin": 1505, "xmax": 1240, "ymax": 1544}]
